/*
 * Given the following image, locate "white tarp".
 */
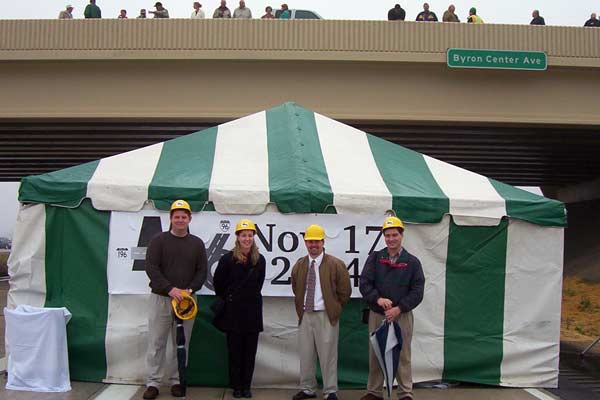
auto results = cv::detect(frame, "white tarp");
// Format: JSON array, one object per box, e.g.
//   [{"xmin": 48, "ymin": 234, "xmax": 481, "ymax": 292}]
[{"xmin": 5, "ymin": 305, "xmax": 72, "ymax": 392}]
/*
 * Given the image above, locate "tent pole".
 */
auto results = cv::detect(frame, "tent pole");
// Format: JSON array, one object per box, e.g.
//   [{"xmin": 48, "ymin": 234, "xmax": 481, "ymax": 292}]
[{"xmin": 580, "ymin": 336, "xmax": 600, "ymax": 357}]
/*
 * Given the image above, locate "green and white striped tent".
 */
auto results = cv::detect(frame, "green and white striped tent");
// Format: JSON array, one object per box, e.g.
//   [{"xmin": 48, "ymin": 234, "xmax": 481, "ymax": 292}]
[{"xmin": 9, "ymin": 102, "xmax": 565, "ymax": 388}]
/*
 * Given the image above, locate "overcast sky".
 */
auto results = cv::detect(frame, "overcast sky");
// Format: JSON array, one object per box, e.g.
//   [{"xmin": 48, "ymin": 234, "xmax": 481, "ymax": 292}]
[{"xmin": 3, "ymin": 1, "xmax": 598, "ymax": 27}]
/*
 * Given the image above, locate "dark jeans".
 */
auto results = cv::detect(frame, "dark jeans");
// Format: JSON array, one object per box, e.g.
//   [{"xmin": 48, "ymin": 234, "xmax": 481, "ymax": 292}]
[{"xmin": 226, "ymin": 332, "xmax": 260, "ymax": 390}]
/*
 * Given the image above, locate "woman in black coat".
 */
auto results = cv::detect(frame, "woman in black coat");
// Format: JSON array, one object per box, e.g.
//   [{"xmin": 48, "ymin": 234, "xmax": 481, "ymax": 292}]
[{"xmin": 213, "ymin": 219, "xmax": 266, "ymax": 399}]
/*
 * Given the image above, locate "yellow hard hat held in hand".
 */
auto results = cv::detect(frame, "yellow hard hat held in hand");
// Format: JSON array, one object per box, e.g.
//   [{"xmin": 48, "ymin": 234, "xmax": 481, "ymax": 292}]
[{"xmin": 171, "ymin": 291, "xmax": 198, "ymax": 320}]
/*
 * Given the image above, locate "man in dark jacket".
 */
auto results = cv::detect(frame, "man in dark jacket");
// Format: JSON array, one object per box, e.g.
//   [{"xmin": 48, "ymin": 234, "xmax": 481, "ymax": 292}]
[
  {"xmin": 84, "ymin": 0, "xmax": 101, "ymax": 18},
  {"xmin": 143, "ymin": 199, "xmax": 207, "ymax": 400},
  {"xmin": 584, "ymin": 13, "xmax": 600, "ymax": 27},
  {"xmin": 530, "ymin": 10, "xmax": 545, "ymax": 25},
  {"xmin": 416, "ymin": 2, "xmax": 438, "ymax": 22},
  {"xmin": 359, "ymin": 216, "xmax": 425, "ymax": 400},
  {"xmin": 291, "ymin": 224, "xmax": 351, "ymax": 400},
  {"xmin": 388, "ymin": 4, "xmax": 406, "ymax": 21}
]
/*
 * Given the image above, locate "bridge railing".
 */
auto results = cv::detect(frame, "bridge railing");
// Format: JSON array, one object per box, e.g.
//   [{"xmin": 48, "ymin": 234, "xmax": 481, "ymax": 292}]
[{"xmin": 0, "ymin": 19, "xmax": 599, "ymax": 66}]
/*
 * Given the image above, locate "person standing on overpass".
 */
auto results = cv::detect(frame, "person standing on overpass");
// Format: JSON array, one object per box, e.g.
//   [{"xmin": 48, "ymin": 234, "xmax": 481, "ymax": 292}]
[
  {"xmin": 416, "ymin": 3, "xmax": 438, "ymax": 22},
  {"xmin": 467, "ymin": 7, "xmax": 484, "ymax": 23},
  {"xmin": 84, "ymin": 0, "xmax": 101, "ymax": 19},
  {"xmin": 388, "ymin": 4, "xmax": 406, "ymax": 21},
  {"xmin": 149, "ymin": 2, "xmax": 169, "ymax": 18},
  {"xmin": 530, "ymin": 10, "xmax": 545, "ymax": 25}
]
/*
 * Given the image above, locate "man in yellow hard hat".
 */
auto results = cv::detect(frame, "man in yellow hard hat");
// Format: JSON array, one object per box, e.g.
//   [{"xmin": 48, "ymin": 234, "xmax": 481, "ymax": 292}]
[
  {"xmin": 291, "ymin": 225, "xmax": 351, "ymax": 400},
  {"xmin": 143, "ymin": 199, "xmax": 208, "ymax": 399},
  {"xmin": 359, "ymin": 216, "xmax": 425, "ymax": 400}
]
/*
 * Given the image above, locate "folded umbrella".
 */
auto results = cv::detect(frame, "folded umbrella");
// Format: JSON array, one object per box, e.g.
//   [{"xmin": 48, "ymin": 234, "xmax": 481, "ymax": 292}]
[
  {"xmin": 369, "ymin": 320, "xmax": 403, "ymax": 398},
  {"xmin": 175, "ymin": 316, "xmax": 187, "ymax": 396}
]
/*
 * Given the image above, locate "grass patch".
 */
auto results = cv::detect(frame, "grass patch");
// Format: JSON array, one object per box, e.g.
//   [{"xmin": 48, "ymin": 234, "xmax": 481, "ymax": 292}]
[
  {"xmin": 0, "ymin": 252, "xmax": 8, "ymax": 276},
  {"xmin": 562, "ymin": 276, "xmax": 600, "ymax": 342},
  {"xmin": 579, "ymin": 296, "xmax": 592, "ymax": 311}
]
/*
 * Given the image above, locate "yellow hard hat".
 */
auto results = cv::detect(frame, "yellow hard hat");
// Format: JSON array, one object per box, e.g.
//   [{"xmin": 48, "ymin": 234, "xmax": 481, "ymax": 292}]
[
  {"xmin": 170, "ymin": 199, "xmax": 191, "ymax": 213},
  {"xmin": 171, "ymin": 291, "xmax": 198, "ymax": 320},
  {"xmin": 304, "ymin": 224, "xmax": 325, "ymax": 241},
  {"xmin": 235, "ymin": 219, "xmax": 257, "ymax": 234},
  {"xmin": 382, "ymin": 216, "xmax": 404, "ymax": 231}
]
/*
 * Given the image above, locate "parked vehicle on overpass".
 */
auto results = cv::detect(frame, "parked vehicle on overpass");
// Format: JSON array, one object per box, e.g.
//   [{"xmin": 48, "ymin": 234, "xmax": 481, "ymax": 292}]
[{"xmin": 274, "ymin": 9, "xmax": 323, "ymax": 19}]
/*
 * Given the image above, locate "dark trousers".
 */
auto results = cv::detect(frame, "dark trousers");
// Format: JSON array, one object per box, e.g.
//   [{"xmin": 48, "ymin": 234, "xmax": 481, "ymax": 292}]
[{"xmin": 226, "ymin": 332, "xmax": 260, "ymax": 390}]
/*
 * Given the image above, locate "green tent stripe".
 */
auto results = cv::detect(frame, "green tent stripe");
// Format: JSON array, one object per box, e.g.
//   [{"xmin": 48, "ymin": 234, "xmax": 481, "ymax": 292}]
[
  {"xmin": 19, "ymin": 160, "xmax": 100, "ymax": 207},
  {"xmin": 44, "ymin": 200, "xmax": 110, "ymax": 381},
  {"xmin": 367, "ymin": 135, "xmax": 449, "ymax": 223},
  {"xmin": 188, "ymin": 297, "xmax": 368, "ymax": 388},
  {"xmin": 266, "ymin": 103, "xmax": 334, "ymax": 213},
  {"xmin": 443, "ymin": 218, "xmax": 507, "ymax": 385},
  {"xmin": 148, "ymin": 128, "xmax": 218, "ymax": 211},
  {"xmin": 489, "ymin": 179, "xmax": 566, "ymax": 227},
  {"xmin": 336, "ymin": 299, "xmax": 369, "ymax": 388},
  {"xmin": 187, "ymin": 296, "xmax": 229, "ymax": 386}
]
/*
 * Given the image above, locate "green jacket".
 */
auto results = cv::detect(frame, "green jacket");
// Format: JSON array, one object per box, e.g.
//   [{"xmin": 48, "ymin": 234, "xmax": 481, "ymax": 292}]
[{"xmin": 84, "ymin": 4, "xmax": 102, "ymax": 19}]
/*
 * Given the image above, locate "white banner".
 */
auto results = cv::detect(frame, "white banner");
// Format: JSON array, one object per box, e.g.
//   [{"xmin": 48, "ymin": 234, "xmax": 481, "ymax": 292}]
[{"xmin": 107, "ymin": 210, "xmax": 424, "ymax": 297}]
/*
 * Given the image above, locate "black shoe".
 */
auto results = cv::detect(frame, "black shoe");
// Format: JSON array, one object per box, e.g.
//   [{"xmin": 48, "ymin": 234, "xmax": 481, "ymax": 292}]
[
  {"xmin": 170, "ymin": 384, "xmax": 185, "ymax": 397},
  {"xmin": 293, "ymin": 390, "xmax": 317, "ymax": 400},
  {"xmin": 243, "ymin": 389, "xmax": 252, "ymax": 398},
  {"xmin": 325, "ymin": 393, "xmax": 339, "ymax": 400},
  {"xmin": 142, "ymin": 386, "xmax": 159, "ymax": 400},
  {"xmin": 233, "ymin": 389, "xmax": 244, "ymax": 398}
]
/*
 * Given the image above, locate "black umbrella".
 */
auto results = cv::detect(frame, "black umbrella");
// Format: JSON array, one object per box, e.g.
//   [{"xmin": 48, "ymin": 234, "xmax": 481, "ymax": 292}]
[
  {"xmin": 175, "ymin": 315, "xmax": 187, "ymax": 396},
  {"xmin": 172, "ymin": 294, "xmax": 196, "ymax": 397}
]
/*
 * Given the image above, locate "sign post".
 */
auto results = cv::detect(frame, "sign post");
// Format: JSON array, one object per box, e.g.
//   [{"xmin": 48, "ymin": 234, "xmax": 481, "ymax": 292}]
[{"xmin": 447, "ymin": 49, "xmax": 547, "ymax": 71}]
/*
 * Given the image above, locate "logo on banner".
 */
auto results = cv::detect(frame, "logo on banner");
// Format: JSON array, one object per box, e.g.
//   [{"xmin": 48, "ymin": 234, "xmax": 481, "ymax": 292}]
[{"xmin": 219, "ymin": 220, "xmax": 231, "ymax": 232}]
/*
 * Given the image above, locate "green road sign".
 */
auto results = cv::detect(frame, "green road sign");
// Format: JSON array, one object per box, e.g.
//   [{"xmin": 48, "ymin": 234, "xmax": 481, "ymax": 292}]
[{"xmin": 447, "ymin": 49, "xmax": 547, "ymax": 71}]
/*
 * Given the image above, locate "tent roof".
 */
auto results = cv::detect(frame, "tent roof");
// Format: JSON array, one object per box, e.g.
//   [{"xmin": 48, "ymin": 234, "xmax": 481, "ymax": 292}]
[{"xmin": 19, "ymin": 102, "xmax": 566, "ymax": 227}]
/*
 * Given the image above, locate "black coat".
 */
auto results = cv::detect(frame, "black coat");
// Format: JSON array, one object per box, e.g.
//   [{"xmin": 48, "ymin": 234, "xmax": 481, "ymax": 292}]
[{"xmin": 213, "ymin": 251, "xmax": 266, "ymax": 333}]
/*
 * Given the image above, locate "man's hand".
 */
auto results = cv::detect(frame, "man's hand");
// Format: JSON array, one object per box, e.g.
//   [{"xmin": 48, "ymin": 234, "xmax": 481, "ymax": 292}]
[
  {"xmin": 384, "ymin": 306, "xmax": 401, "ymax": 323},
  {"xmin": 168, "ymin": 287, "xmax": 191, "ymax": 301},
  {"xmin": 377, "ymin": 297, "xmax": 393, "ymax": 310}
]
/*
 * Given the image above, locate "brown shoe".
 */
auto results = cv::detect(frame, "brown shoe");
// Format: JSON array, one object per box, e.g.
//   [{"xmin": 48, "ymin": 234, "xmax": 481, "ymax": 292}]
[
  {"xmin": 171, "ymin": 384, "xmax": 186, "ymax": 397},
  {"xmin": 359, "ymin": 394, "xmax": 383, "ymax": 400},
  {"xmin": 142, "ymin": 386, "xmax": 159, "ymax": 400}
]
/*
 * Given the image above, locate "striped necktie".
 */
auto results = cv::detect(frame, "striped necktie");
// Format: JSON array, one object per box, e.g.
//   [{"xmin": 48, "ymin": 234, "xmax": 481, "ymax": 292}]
[{"xmin": 305, "ymin": 259, "xmax": 316, "ymax": 311}]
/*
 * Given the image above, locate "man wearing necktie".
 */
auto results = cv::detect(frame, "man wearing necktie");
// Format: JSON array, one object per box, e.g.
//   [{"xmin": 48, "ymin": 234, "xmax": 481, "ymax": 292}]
[{"xmin": 291, "ymin": 224, "xmax": 352, "ymax": 400}]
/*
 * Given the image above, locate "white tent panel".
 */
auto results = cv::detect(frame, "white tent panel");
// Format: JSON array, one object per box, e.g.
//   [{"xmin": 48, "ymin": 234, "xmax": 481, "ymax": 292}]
[
  {"xmin": 7, "ymin": 204, "xmax": 46, "ymax": 309},
  {"xmin": 314, "ymin": 113, "xmax": 392, "ymax": 214},
  {"xmin": 423, "ymin": 155, "xmax": 506, "ymax": 226},
  {"xmin": 501, "ymin": 220, "xmax": 563, "ymax": 387},
  {"xmin": 87, "ymin": 143, "xmax": 163, "ymax": 211},
  {"xmin": 209, "ymin": 111, "xmax": 270, "ymax": 214},
  {"xmin": 105, "ymin": 294, "xmax": 151, "ymax": 383},
  {"xmin": 409, "ymin": 216, "xmax": 450, "ymax": 383}
]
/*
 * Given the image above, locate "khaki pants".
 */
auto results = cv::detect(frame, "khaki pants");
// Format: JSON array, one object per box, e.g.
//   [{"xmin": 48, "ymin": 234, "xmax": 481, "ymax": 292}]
[
  {"xmin": 298, "ymin": 311, "xmax": 339, "ymax": 396},
  {"xmin": 367, "ymin": 310, "xmax": 414, "ymax": 399},
  {"xmin": 146, "ymin": 293, "xmax": 195, "ymax": 388}
]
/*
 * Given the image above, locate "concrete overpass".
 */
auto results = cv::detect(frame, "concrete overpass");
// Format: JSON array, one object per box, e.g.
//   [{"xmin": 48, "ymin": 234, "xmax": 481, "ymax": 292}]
[{"xmin": 1, "ymin": 19, "xmax": 599, "ymax": 201}]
